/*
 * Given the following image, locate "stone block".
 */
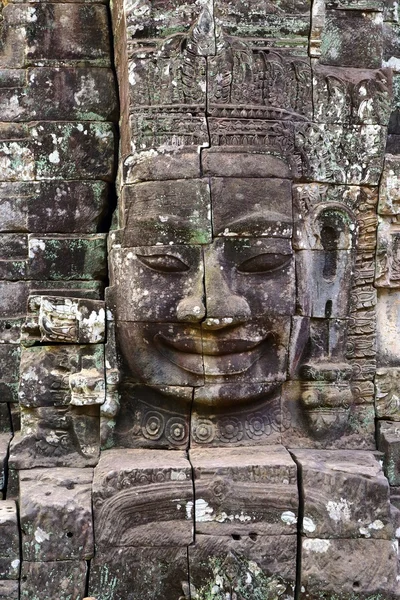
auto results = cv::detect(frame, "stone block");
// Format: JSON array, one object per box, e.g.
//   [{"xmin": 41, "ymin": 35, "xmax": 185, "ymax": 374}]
[
  {"xmin": 27, "ymin": 234, "xmax": 106, "ymax": 281},
  {"xmin": 375, "ymin": 221, "xmax": 400, "ymax": 288},
  {"xmin": 114, "ymin": 383, "xmax": 192, "ymax": 450},
  {"xmin": 19, "ymin": 344, "xmax": 104, "ymax": 408},
  {"xmin": 0, "ymin": 345, "xmax": 20, "ymax": 404},
  {"xmin": 205, "ymin": 238, "xmax": 295, "ymax": 317},
  {"xmin": 0, "ymin": 4, "xmax": 110, "ymax": 67},
  {"xmin": 313, "ymin": 65, "xmax": 391, "ymax": 126},
  {"xmin": 109, "ymin": 244, "xmax": 204, "ymax": 322},
  {"xmin": 89, "ymin": 547, "xmax": 189, "ymax": 600},
  {"xmin": 296, "ymin": 123, "xmax": 387, "ymax": 185},
  {"xmin": 0, "ymin": 501, "xmax": 20, "ymax": 579},
  {"xmin": 189, "ymin": 534, "xmax": 296, "ymax": 600},
  {"xmin": 20, "ymin": 467, "xmax": 93, "ymax": 561},
  {"xmin": 300, "ymin": 538, "xmax": 400, "ymax": 598},
  {"xmin": 124, "ymin": 147, "xmax": 201, "ymax": 183},
  {"xmin": 0, "ymin": 122, "xmax": 115, "ymax": 182},
  {"xmin": 121, "ymin": 179, "xmax": 212, "ymax": 246},
  {"xmin": 378, "ymin": 420, "xmax": 400, "ymax": 486},
  {"xmin": 189, "ymin": 446, "xmax": 298, "ymax": 536},
  {"xmin": 0, "ymin": 180, "xmax": 110, "ymax": 234},
  {"xmin": 20, "ymin": 560, "xmax": 87, "ymax": 600},
  {"xmin": 296, "ymin": 250, "xmax": 355, "ymax": 318},
  {"xmin": 292, "ymin": 449, "xmax": 392, "ymax": 539},
  {"xmin": 9, "ymin": 405, "xmax": 100, "ymax": 469},
  {"xmin": 0, "ymin": 280, "xmax": 104, "ymax": 322},
  {"xmin": 383, "ymin": 23, "xmax": 400, "ymax": 72},
  {"xmin": 22, "ymin": 295, "xmax": 105, "ymax": 344},
  {"xmin": 0, "ymin": 67, "xmax": 117, "ymax": 122},
  {"xmin": 378, "ymin": 155, "xmax": 400, "ymax": 215},
  {"xmin": 375, "ymin": 368, "xmax": 400, "ymax": 419},
  {"xmin": 281, "ymin": 382, "xmax": 376, "ymax": 450},
  {"xmin": 320, "ymin": 10, "xmax": 383, "ymax": 69},
  {"xmin": 0, "ymin": 581, "xmax": 18, "ymax": 599},
  {"xmin": 210, "ymin": 177, "xmax": 292, "ymax": 239},
  {"xmin": 191, "ymin": 385, "xmax": 284, "ymax": 447},
  {"xmin": 202, "ymin": 148, "xmax": 293, "ymax": 179},
  {"xmin": 93, "ymin": 449, "xmax": 193, "ymax": 548}
]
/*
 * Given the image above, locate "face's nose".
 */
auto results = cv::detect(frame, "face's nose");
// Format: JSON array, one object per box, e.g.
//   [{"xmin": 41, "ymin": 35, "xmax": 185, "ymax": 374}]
[
  {"xmin": 203, "ymin": 246, "xmax": 251, "ymax": 330},
  {"xmin": 176, "ymin": 296, "xmax": 206, "ymax": 322}
]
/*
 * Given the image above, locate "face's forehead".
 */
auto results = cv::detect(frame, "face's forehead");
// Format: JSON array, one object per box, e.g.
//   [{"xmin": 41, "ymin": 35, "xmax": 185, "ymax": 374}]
[{"xmin": 121, "ymin": 153, "xmax": 292, "ymax": 246}]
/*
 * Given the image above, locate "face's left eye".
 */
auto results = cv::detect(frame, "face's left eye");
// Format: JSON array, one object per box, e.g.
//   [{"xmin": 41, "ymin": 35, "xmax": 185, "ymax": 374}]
[
  {"xmin": 136, "ymin": 254, "xmax": 190, "ymax": 273},
  {"xmin": 237, "ymin": 253, "xmax": 292, "ymax": 274}
]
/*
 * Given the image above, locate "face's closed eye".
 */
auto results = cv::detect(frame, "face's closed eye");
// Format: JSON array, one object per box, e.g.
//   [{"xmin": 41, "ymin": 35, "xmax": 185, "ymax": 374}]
[
  {"xmin": 136, "ymin": 254, "xmax": 190, "ymax": 273},
  {"xmin": 237, "ymin": 253, "xmax": 292, "ymax": 274}
]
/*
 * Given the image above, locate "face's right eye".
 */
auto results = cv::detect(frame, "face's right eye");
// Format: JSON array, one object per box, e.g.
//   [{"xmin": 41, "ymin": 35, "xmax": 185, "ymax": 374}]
[
  {"xmin": 237, "ymin": 253, "xmax": 292, "ymax": 274},
  {"xmin": 136, "ymin": 254, "xmax": 190, "ymax": 273}
]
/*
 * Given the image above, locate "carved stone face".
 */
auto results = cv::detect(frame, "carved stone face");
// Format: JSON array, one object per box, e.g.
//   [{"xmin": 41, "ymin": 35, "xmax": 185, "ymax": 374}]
[{"xmin": 111, "ymin": 152, "xmax": 298, "ymax": 406}]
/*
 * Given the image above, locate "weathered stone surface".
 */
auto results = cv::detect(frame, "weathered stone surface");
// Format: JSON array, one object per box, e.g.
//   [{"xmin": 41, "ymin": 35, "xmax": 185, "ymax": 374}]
[
  {"xmin": 115, "ymin": 383, "xmax": 191, "ymax": 450},
  {"xmin": 202, "ymin": 148, "xmax": 293, "ymax": 179},
  {"xmin": 378, "ymin": 421, "xmax": 400, "ymax": 486},
  {"xmin": 300, "ymin": 538, "xmax": 400, "ymax": 598},
  {"xmin": 27, "ymin": 234, "xmax": 107, "ymax": 281},
  {"xmin": 9, "ymin": 404, "xmax": 100, "ymax": 469},
  {"xmin": 210, "ymin": 178, "xmax": 292, "ymax": 238},
  {"xmin": 0, "ymin": 345, "xmax": 20, "ymax": 404},
  {"xmin": 375, "ymin": 368, "xmax": 400, "ymax": 418},
  {"xmin": 22, "ymin": 296, "xmax": 105, "ymax": 344},
  {"xmin": 0, "ymin": 122, "xmax": 115, "ymax": 182},
  {"xmin": 292, "ymin": 449, "xmax": 392, "ymax": 539},
  {"xmin": 296, "ymin": 123, "xmax": 387, "ymax": 185},
  {"xmin": 191, "ymin": 386, "xmax": 286, "ymax": 447},
  {"xmin": 20, "ymin": 467, "xmax": 93, "ymax": 561},
  {"xmin": 0, "ymin": 501, "xmax": 19, "ymax": 580},
  {"xmin": 378, "ymin": 155, "xmax": 400, "ymax": 215},
  {"xmin": 282, "ymin": 382, "xmax": 376, "ymax": 449},
  {"xmin": 0, "ymin": 180, "xmax": 110, "ymax": 234},
  {"xmin": 313, "ymin": 65, "xmax": 392, "ymax": 125},
  {"xmin": 204, "ymin": 238, "xmax": 295, "ymax": 317},
  {"xmin": 124, "ymin": 147, "xmax": 201, "ymax": 184},
  {"xmin": 93, "ymin": 449, "xmax": 193, "ymax": 547},
  {"xmin": 0, "ymin": 4, "xmax": 111, "ymax": 68},
  {"xmin": 190, "ymin": 446, "xmax": 298, "ymax": 535},
  {"xmin": 121, "ymin": 180, "xmax": 212, "ymax": 246},
  {"xmin": 18, "ymin": 344, "xmax": 104, "ymax": 409},
  {"xmin": 0, "ymin": 581, "xmax": 18, "ymax": 599},
  {"xmin": 20, "ymin": 560, "xmax": 87, "ymax": 600},
  {"xmin": 189, "ymin": 534, "xmax": 296, "ymax": 600},
  {"xmin": 109, "ymin": 245, "xmax": 204, "ymax": 322},
  {"xmin": 0, "ymin": 68, "xmax": 117, "ymax": 122},
  {"xmin": 89, "ymin": 547, "xmax": 189, "ymax": 600},
  {"xmin": 296, "ymin": 250, "xmax": 355, "ymax": 318},
  {"xmin": 320, "ymin": 10, "xmax": 383, "ymax": 69}
]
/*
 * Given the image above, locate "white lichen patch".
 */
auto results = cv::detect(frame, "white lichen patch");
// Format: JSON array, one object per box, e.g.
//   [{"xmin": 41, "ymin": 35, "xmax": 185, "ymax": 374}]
[
  {"xmin": 48, "ymin": 150, "xmax": 60, "ymax": 164},
  {"xmin": 78, "ymin": 308, "xmax": 105, "ymax": 343},
  {"xmin": 195, "ymin": 499, "xmax": 214, "ymax": 522},
  {"xmin": 281, "ymin": 511, "xmax": 297, "ymax": 526},
  {"xmin": 34, "ymin": 527, "xmax": 50, "ymax": 543},
  {"xmin": 326, "ymin": 498, "xmax": 352, "ymax": 522},
  {"xmin": 303, "ymin": 539, "xmax": 331, "ymax": 553},
  {"xmin": 303, "ymin": 516, "xmax": 316, "ymax": 533},
  {"xmin": 28, "ymin": 238, "xmax": 45, "ymax": 258}
]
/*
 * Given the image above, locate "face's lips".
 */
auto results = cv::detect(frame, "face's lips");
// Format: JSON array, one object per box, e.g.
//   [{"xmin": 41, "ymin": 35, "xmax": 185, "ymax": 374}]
[{"xmin": 154, "ymin": 331, "xmax": 273, "ymax": 375}]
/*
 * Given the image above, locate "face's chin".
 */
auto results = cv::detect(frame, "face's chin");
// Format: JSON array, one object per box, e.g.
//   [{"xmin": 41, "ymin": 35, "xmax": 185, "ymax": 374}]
[{"xmin": 116, "ymin": 320, "xmax": 289, "ymax": 393}]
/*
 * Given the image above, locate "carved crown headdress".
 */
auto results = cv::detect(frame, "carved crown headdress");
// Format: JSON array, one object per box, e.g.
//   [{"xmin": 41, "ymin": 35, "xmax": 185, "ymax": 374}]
[{"xmin": 128, "ymin": 5, "xmax": 312, "ymax": 158}]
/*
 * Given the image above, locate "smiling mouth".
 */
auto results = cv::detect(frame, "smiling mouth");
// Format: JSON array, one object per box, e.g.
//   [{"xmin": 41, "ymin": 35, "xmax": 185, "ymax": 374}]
[{"xmin": 154, "ymin": 332, "xmax": 271, "ymax": 376}]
